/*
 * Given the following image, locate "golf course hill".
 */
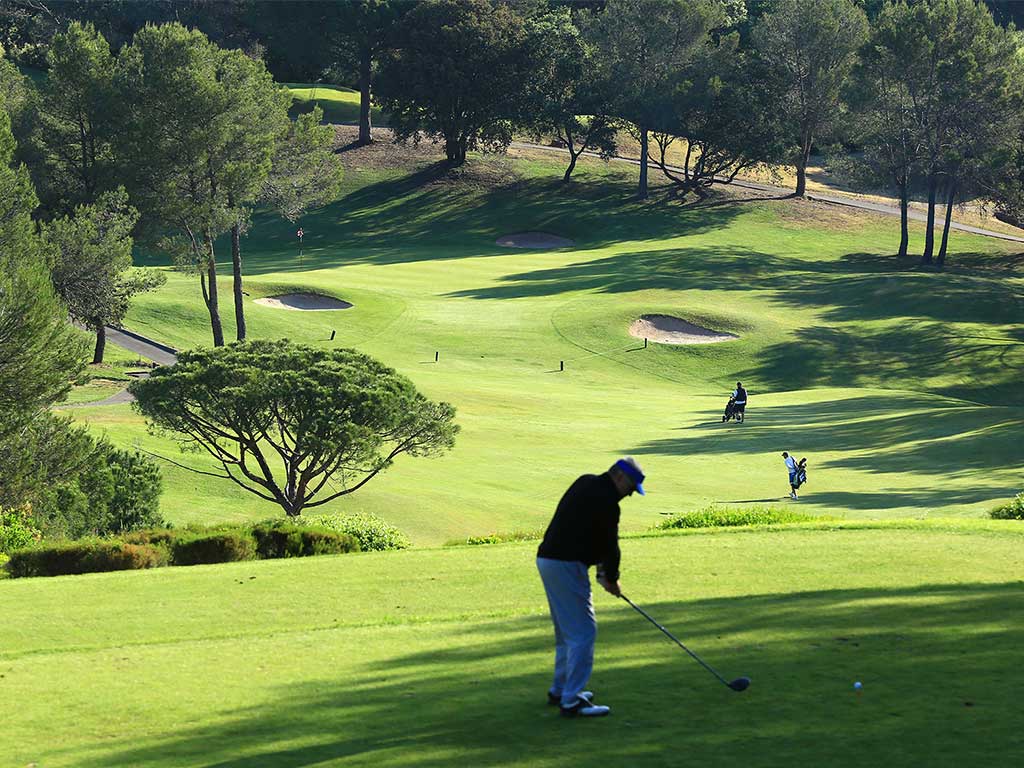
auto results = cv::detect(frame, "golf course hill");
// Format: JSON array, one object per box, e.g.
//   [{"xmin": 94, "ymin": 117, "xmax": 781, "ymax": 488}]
[{"xmin": 10, "ymin": 101, "xmax": 1022, "ymax": 768}]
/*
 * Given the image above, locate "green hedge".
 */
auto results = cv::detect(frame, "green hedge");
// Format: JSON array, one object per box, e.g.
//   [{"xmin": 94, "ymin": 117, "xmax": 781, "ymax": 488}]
[
  {"xmin": 4, "ymin": 539, "xmax": 166, "ymax": 578},
  {"xmin": 657, "ymin": 506, "xmax": 825, "ymax": 530},
  {"xmin": 5, "ymin": 520, "xmax": 363, "ymax": 578},
  {"xmin": 171, "ymin": 531, "xmax": 256, "ymax": 565},
  {"xmin": 251, "ymin": 520, "xmax": 359, "ymax": 558},
  {"xmin": 991, "ymin": 493, "xmax": 1024, "ymax": 520}
]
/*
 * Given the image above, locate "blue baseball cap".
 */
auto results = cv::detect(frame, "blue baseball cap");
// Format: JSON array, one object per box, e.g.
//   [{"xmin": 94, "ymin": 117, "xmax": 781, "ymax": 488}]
[{"xmin": 613, "ymin": 457, "xmax": 646, "ymax": 495}]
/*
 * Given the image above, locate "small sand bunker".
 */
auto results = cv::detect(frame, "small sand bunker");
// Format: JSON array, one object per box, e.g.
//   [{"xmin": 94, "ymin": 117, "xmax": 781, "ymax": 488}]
[
  {"xmin": 630, "ymin": 314, "xmax": 738, "ymax": 345},
  {"xmin": 496, "ymin": 231, "xmax": 575, "ymax": 249},
  {"xmin": 253, "ymin": 293, "xmax": 352, "ymax": 311}
]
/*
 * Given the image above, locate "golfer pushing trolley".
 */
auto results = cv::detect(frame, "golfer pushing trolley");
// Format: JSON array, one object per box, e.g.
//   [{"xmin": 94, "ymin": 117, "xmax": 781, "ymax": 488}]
[{"xmin": 537, "ymin": 457, "xmax": 749, "ymax": 719}]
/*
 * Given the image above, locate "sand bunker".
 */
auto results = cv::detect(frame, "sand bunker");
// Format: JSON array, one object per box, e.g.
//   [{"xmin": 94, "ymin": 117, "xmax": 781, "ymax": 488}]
[
  {"xmin": 629, "ymin": 314, "xmax": 738, "ymax": 345},
  {"xmin": 253, "ymin": 293, "xmax": 353, "ymax": 311},
  {"xmin": 496, "ymin": 232, "xmax": 575, "ymax": 249}
]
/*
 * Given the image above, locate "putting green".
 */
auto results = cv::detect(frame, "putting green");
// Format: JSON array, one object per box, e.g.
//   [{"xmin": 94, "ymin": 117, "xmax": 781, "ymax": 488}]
[
  {"xmin": 68, "ymin": 152, "xmax": 1023, "ymax": 543},
  {"xmin": 2, "ymin": 524, "xmax": 1021, "ymax": 766}
]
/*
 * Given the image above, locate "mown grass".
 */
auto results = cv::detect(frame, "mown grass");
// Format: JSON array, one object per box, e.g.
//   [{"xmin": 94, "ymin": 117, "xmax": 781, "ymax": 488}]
[
  {"xmin": 286, "ymin": 82, "xmax": 386, "ymax": 127},
  {"xmin": 1, "ymin": 525, "xmax": 1022, "ymax": 767},
  {"xmin": 58, "ymin": 148, "xmax": 1022, "ymax": 543}
]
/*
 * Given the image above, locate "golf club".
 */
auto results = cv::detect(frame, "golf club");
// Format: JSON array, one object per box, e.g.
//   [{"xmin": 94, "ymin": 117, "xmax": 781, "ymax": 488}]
[{"xmin": 619, "ymin": 594, "xmax": 751, "ymax": 693}]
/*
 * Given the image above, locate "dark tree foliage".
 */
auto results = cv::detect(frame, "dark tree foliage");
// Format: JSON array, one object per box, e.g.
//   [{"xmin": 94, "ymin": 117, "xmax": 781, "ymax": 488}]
[
  {"xmin": 0, "ymin": 106, "xmax": 86, "ymax": 418},
  {"xmin": 376, "ymin": 0, "xmax": 535, "ymax": 165},
  {"xmin": 33, "ymin": 21, "xmax": 116, "ymax": 212},
  {"xmin": 585, "ymin": 0, "xmax": 721, "ymax": 199},
  {"xmin": 114, "ymin": 23, "xmax": 290, "ymax": 346},
  {"xmin": 876, "ymin": 0, "xmax": 1024, "ymax": 266},
  {"xmin": 648, "ymin": 36, "xmax": 788, "ymax": 197},
  {"xmin": 752, "ymin": 0, "xmax": 868, "ymax": 198},
  {"xmin": 328, "ymin": 1, "xmax": 412, "ymax": 145},
  {"xmin": 131, "ymin": 340, "xmax": 459, "ymax": 517},
  {"xmin": 43, "ymin": 188, "xmax": 165, "ymax": 363},
  {"xmin": 527, "ymin": 8, "xmax": 618, "ymax": 182}
]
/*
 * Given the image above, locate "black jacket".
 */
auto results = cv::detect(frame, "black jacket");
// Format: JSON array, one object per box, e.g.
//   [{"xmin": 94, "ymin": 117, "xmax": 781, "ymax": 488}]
[{"xmin": 537, "ymin": 473, "xmax": 621, "ymax": 580}]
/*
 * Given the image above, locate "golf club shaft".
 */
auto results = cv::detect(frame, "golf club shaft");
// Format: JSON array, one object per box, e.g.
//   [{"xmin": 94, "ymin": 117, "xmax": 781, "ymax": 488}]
[{"xmin": 619, "ymin": 594, "xmax": 732, "ymax": 688}]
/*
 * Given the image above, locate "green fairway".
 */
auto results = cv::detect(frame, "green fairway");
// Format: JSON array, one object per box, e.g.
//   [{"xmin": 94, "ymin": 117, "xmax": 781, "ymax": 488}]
[
  {"xmin": 63, "ymin": 150, "xmax": 1023, "ymax": 542},
  {"xmin": 287, "ymin": 82, "xmax": 386, "ymax": 127},
  {"xmin": 2, "ymin": 524, "xmax": 1022, "ymax": 767}
]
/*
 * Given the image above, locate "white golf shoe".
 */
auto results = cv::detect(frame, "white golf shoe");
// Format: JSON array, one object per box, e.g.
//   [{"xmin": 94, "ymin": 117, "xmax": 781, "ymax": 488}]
[
  {"xmin": 548, "ymin": 690, "xmax": 593, "ymax": 706},
  {"xmin": 560, "ymin": 694, "xmax": 610, "ymax": 718}
]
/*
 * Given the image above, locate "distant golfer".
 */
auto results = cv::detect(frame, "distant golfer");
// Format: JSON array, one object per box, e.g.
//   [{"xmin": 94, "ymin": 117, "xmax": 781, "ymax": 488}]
[
  {"xmin": 732, "ymin": 381, "xmax": 747, "ymax": 418},
  {"xmin": 296, "ymin": 227, "xmax": 304, "ymax": 244},
  {"xmin": 536, "ymin": 456, "xmax": 645, "ymax": 718},
  {"xmin": 783, "ymin": 451, "xmax": 799, "ymax": 499}
]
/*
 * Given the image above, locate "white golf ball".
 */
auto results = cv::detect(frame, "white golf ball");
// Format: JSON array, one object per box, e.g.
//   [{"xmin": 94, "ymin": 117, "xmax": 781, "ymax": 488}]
[{"xmin": 854, "ymin": 681, "xmax": 862, "ymax": 690}]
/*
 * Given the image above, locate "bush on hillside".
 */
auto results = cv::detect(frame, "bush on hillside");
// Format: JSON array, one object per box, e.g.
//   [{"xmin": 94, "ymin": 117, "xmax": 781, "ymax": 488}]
[
  {"xmin": 26, "ymin": 441, "xmax": 164, "ymax": 539},
  {"xmin": 657, "ymin": 506, "xmax": 825, "ymax": 530},
  {"xmin": 252, "ymin": 520, "xmax": 359, "ymax": 558},
  {"xmin": 0, "ymin": 506, "xmax": 42, "ymax": 554},
  {"xmin": 455, "ymin": 529, "xmax": 545, "ymax": 546},
  {"xmin": 990, "ymin": 493, "xmax": 1024, "ymax": 520},
  {"xmin": 102, "ymin": 447, "xmax": 165, "ymax": 533},
  {"xmin": 303, "ymin": 513, "xmax": 409, "ymax": 551},
  {"xmin": 171, "ymin": 531, "xmax": 256, "ymax": 566},
  {"xmin": 5, "ymin": 539, "xmax": 165, "ymax": 577}
]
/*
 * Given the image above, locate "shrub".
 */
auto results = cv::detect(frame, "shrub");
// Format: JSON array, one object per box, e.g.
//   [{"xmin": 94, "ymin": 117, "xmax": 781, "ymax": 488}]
[
  {"xmin": 171, "ymin": 531, "xmax": 256, "ymax": 566},
  {"xmin": 991, "ymin": 493, "xmax": 1024, "ymax": 520},
  {"xmin": 252, "ymin": 520, "xmax": 359, "ymax": 558},
  {"xmin": 303, "ymin": 513, "xmax": 409, "ymax": 551},
  {"xmin": 455, "ymin": 529, "xmax": 545, "ymax": 546},
  {"xmin": 123, "ymin": 527, "xmax": 180, "ymax": 547},
  {"xmin": 657, "ymin": 506, "xmax": 825, "ymax": 530},
  {"xmin": 26, "ymin": 441, "xmax": 164, "ymax": 539},
  {"xmin": 5, "ymin": 539, "xmax": 165, "ymax": 578},
  {"xmin": 102, "ymin": 448, "xmax": 165, "ymax": 533},
  {"xmin": 0, "ymin": 506, "xmax": 42, "ymax": 554},
  {"xmin": 298, "ymin": 528, "xmax": 359, "ymax": 556}
]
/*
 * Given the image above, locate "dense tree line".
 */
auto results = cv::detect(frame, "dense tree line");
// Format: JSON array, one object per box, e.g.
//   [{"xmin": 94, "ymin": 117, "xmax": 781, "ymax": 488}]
[{"xmin": 1, "ymin": 1, "xmax": 1021, "ymax": 293}]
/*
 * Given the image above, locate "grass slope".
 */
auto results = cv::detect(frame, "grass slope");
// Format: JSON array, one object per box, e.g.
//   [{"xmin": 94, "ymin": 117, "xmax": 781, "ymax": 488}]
[
  {"xmin": 69, "ymin": 151, "xmax": 1024, "ymax": 543},
  {"xmin": 2, "ymin": 525, "xmax": 1022, "ymax": 767},
  {"xmin": 287, "ymin": 82, "xmax": 386, "ymax": 127}
]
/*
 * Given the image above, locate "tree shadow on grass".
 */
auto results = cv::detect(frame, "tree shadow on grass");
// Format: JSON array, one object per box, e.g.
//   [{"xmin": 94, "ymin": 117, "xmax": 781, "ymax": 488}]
[
  {"xmin": 64, "ymin": 582, "xmax": 1024, "ymax": 768},
  {"xmin": 743, "ymin": 324, "xmax": 1024, "ymax": 406},
  {"xmin": 196, "ymin": 172, "xmax": 754, "ymax": 277},
  {"xmin": 631, "ymin": 395, "xmax": 1024, "ymax": 495}
]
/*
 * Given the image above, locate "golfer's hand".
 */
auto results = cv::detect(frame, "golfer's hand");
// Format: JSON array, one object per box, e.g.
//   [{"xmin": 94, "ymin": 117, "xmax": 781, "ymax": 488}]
[{"xmin": 599, "ymin": 576, "xmax": 622, "ymax": 597}]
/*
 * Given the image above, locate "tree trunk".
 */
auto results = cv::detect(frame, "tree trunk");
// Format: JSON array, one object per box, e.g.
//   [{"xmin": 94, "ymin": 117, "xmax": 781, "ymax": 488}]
[
  {"xmin": 898, "ymin": 180, "xmax": 909, "ymax": 258},
  {"xmin": 231, "ymin": 221, "xmax": 246, "ymax": 342},
  {"xmin": 564, "ymin": 149, "xmax": 579, "ymax": 182},
  {"xmin": 922, "ymin": 174, "xmax": 937, "ymax": 264},
  {"xmin": 638, "ymin": 125, "xmax": 649, "ymax": 200},
  {"xmin": 794, "ymin": 133, "xmax": 812, "ymax": 197},
  {"xmin": 358, "ymin": 47, "xmax": 372, "ymax": 145},
  {"xmin": 92, "ymin": 320, "xmax": 106, "ymax": 364},
  {"xmin": 205, "ymin": 235, "xmax": 225, "ymax": 347},
  {"xmin": 937, "ymin": 180, "xmax": 957, "ymax": 268},
  {"xmin": 445, "ymin": 134, "xmax": 467, "ymax": 165}
]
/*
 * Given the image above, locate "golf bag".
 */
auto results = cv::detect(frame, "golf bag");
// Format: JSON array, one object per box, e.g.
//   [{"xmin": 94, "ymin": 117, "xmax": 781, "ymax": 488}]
[
  {"xmin": 722, "ymin": 397, "xmax": 745, "ymax": 423},
  {"xmin": 793, "ymin": 462, "xmax": 808, "ymax": 489}
]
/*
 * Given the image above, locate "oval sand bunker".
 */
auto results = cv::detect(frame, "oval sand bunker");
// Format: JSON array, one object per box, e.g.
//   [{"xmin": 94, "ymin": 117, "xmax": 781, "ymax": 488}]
[
  {"xmin": 630, "ymin": 314, "xmax": 738, "ymax": 345},
  {"xmin": 253, "ymin": 293, "xmax": 352, "ymax": 311},
  {"xmin": 496, "ymin": 232, "xmax": 575, "ymax": 249}
]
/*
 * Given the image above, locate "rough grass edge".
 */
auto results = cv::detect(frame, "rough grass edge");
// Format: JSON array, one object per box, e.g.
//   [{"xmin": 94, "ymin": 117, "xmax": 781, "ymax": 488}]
[{"xmin": 656, "ymin": 506, "xmax": 833, "ymax": 531}]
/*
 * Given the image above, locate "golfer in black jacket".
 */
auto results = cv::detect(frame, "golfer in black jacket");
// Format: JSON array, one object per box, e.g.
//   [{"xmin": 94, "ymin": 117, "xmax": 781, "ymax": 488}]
[{"xmin": 536, "ymin": 457, "xmax": 645, "ymax": 718}]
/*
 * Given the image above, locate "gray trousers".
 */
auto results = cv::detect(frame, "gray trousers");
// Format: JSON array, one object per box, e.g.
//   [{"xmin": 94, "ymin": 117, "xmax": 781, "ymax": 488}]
[{"xmin": 536, "ymin": 557, "xmax": 596, "ymax": 707}]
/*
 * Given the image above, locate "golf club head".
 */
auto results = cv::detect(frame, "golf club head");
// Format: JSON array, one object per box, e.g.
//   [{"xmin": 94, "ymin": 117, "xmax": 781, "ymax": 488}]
[{"xmin": 728, "ymin": 677, "xmax": 751, "ymax": 692}]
